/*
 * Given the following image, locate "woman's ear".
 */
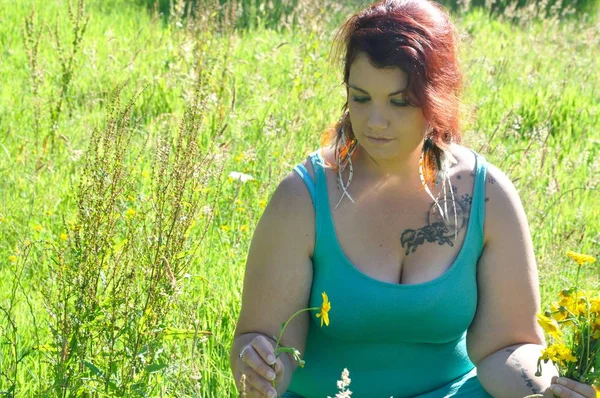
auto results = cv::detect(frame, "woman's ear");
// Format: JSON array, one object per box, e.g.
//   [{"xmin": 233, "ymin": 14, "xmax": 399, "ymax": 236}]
[{"xmin": 424, "ymin": 123, "xmax": 433, "ymax": 138}]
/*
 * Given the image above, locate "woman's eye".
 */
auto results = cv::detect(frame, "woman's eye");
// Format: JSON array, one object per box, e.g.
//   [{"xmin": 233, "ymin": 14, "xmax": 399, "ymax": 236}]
[
  {"xmin": 391, "ymin": 99, "xmax": 409, "ymax": 107},
  {"xmin": 351, "ymin": 97, "xmax": 409, "ymax": 106}
]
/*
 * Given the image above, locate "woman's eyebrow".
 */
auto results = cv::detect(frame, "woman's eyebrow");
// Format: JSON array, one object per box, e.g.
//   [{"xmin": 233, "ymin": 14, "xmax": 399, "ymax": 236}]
[{"xmin": 348, "ymin": 83, "xmax": 406, "ymax": 96}]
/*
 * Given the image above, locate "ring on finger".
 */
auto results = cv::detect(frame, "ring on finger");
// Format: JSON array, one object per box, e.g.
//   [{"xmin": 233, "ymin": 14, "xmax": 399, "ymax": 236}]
[{"xmin": 239, "ymin": 345, "xmax": 251, "ymax": 360}]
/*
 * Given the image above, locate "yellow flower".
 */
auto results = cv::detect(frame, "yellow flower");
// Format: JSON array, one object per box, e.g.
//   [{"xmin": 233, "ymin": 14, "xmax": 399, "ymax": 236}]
[
  {"xmin": 0, "ymin": 215, "xmax": 6, "ymax": 223},
  {"xmin": 239, "ymin": 225, "xmax": 249, "ymax": 232},
  {"xmin": 59, "ymin": 233, "xmax": 68, "ymax": 241},
  {"xmin": 557, "ymin": 290, "xmax": 578, "ymax": 323},
  {"xmin": 540, "ymin": 343, "xmax": 577, "ymax": 366},
  {"xmin": 550, "ymin": 303, "xmax": 567, "ymax": 322},
  {"xmin": 566, "ymin": 250, "xmax": 596, "ymax": 266},
  {"xmin": 236, "ymin": 207, "xmax": 245, "ymax": 213},
  {"xmin": 316, "ymin": 292, "xmax": 331, "ymax": 327},
  {"xmin": 125, "ymin": 208, "xmax": 136, "ymax": 218},
  {"xmin": 142, "ymin": 171, "xmax": 150, "ymax": 178},
  {"xmin": 557, "ymin": 345, "xmax": 577, "ymax": 364},
  {"xmin": 540, "ymin": 344, "xmax": 559, "ymax": 362},
  {"xmin": 590, "ymin": 296, "xmax": 600, "ymax": 315},
  {"xmin": 33, "ymin": 224, "xmax": 43, "ymax": 232},
  {"xmin": 259, "ymin": 199, "xmax": 267, "ymax": 209},
  {"xmin": 8, "ymin": 255, "xmax": 17, "ymax": 263},
  {"xmin": 537, "ymin": 313, "xmax": 563, "ymax": 340},
  {"xmin": 220, "ymin": 225, "xmax": 231, "ymax": 232}
]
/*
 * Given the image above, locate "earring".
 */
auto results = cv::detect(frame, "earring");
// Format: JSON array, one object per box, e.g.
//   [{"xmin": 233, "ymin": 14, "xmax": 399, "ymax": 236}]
[
  {"xmin": 334, "ymin": 113, "xmax": 357, "ymax": 209},
  {"xmin": 419, "ymin": 133, "xmax": 459, "ymax": 240}
]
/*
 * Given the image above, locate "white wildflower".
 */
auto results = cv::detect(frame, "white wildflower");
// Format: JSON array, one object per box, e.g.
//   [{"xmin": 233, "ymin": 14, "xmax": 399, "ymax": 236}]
[
  {"xmin": 228, "ymin": 171, "xmax": 254, "ymax": 183},
  {"xmin": 328, "ymin": 368, "xmax": 352, "ymax": 398}
]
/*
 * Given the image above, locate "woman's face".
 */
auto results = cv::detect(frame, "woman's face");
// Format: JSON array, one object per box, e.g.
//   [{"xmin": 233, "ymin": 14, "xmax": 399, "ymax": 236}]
[{"xmin": 347, "ymin": 52, "xmax": 428, "ymax": 163}]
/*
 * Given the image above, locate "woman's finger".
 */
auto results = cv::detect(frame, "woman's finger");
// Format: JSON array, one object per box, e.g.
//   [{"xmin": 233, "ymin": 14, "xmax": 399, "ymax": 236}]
[
  {"xmin": 239, "ymin": 376, "xmax": 271, "ymax": 398},
  {"xmin": 251, "ymin": 335, "xmax": 277, "ymax": 365},
  {"xmin": 241, "ymin": 344, "xmax": 277, "ymax": 383},
  {"xmin": 554, "ymin": 378, "xmax": 597, "ymax": 398},
  {"xmin": 240, "ymin": 365, "xmax": 278, "ymax": 398},
  {"xmin": 273, "ymin": 357, "xmax": 285, "ymax": 379}
]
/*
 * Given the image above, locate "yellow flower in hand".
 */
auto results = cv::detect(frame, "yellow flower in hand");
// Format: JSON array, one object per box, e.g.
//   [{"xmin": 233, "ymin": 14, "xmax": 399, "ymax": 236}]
[
  {"xmin": 550, "ymin": 303, "xmax": 567, "ymax": 322},
  {"xmin": 537, "ymin": 313, "xmax": 563, "ymax": 340},
  {"xmin": 590, "ymin": 296, "xmax": 600, "ymax": 315},
  {"xmin": 566, "ymin": 250, "xmax": 596, "ymax": 266},
  {"xmin": 316, "ymin": 292, "xmax": 331, "ymax": 327},
  {"xmin": 273, "ymin": 291, "xmax": 332, "ymax": 371}
]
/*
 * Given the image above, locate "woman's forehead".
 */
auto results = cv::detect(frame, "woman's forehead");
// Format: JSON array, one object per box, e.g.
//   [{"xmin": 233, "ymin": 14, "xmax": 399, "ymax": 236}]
[{"xmin": 348, "ymin": 53, "xmax": 408, "ymax": 93}]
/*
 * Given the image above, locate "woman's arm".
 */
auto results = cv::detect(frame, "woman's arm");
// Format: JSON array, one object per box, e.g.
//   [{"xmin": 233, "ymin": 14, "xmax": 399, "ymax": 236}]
[
  {"xmin": 476, "ymin": 343, "xmax": 598, "ymax": 397},
  {"xmin": 230, "ymin": 169, "xmax": 315, "ymax": 395},
  {"xmin": 465, "ymin": 163, "xmax": 557, "ymax": 396},
  {"xmin": 476, "ymin": 343, "xmax": 557, "ymax": 395}
]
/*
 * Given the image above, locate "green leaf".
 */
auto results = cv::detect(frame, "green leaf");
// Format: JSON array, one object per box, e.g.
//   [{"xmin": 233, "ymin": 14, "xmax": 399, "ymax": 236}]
[
  {"xmin": 84, "ymin": 360, "xmax": 104, "ymax": 378},
  {"xmin": 145, "ymin": 363, "xmax": 168, "ymax": 373},
  {"xmin": 162, "ymin": 327, "xmax": 198, "ymax": 340}
]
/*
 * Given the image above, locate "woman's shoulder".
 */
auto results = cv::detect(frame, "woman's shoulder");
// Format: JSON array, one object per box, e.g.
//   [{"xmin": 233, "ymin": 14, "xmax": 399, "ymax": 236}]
[
  {"xmin": 450, "ymin": 144, "xmax": 531, "ymax": 249},
  {"xmin": 450, "ymin": 143, "xmax": 510, "ymax": 189},
  {"xmin": 454, "ymin": 144, "xmax": 519, "ymax": 200}
]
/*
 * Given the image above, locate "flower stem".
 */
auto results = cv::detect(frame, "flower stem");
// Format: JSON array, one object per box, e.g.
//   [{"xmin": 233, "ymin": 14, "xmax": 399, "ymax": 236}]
[
  {"xmin": 273, "ymin": 306, "xmax": 320, "ymax": 360},
  {"xmin": 269, "ymin": 306, "xmax": 320, "ymax": 388}
]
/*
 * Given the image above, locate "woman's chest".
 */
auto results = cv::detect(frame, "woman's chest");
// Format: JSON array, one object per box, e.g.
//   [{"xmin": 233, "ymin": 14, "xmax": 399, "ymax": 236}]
[{"xmin": 326, "ymin": 188, "xmax": 473, "ymax": 286}]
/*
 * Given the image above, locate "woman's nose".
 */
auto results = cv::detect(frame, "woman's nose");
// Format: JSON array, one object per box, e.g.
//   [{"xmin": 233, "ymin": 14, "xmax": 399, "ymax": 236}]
[{"xmin": 367, "ymin": 110, "xmax": 389, "ymax": 131}]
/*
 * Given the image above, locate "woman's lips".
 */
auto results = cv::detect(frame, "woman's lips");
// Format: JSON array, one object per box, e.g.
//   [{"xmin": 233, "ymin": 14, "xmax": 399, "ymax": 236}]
[{"xmin": 366, "ymin": 135, "xmax": 394, "ymax": 144}]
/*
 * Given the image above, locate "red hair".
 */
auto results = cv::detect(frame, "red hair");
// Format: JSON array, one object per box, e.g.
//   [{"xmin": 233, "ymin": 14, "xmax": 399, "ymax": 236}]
[{"xmin": 322, "ymin": 0, "xmax": 464, "ymax": 177}]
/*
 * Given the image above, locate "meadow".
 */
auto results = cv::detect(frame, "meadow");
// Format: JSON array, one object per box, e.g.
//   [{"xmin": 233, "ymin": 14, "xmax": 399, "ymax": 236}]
[{"xmin": 0, "ymin": 0, "xmax": 599, "ymax": 396}]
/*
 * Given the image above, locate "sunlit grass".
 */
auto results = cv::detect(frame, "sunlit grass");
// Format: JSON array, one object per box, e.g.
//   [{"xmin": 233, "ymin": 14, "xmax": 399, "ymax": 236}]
[{"xmin": 0, "ymin": 0, "xmax": 598, "ymax": 396}]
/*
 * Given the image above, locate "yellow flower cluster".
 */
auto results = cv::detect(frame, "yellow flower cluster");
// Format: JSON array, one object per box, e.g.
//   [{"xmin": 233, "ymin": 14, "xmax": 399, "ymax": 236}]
[
  {"xmin": 543, "ymin": 288, "xmax": 600, "ymax": 339},
  {"xmin": 540, "ymin": 343, "xmax": 578, "ymax": 367},
  {"xmin": 551, "ymin": 289, "xmax": 600, "ymax": 319},
  {"xmin": 536, "ymin": 251, "xmax": 598, "ymax": 384}
]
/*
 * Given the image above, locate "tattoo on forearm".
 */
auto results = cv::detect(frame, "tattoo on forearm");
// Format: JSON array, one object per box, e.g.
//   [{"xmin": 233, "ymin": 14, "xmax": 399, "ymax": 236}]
[{"xmin": 506, "ymin": 348, "xmax": 540, "ymax": 394}]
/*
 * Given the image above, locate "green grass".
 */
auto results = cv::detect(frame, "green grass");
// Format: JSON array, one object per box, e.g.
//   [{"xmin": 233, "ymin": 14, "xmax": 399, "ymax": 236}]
[{"xmin": 0, "ymin": 0, "xmax": 599, "ymax": 396}]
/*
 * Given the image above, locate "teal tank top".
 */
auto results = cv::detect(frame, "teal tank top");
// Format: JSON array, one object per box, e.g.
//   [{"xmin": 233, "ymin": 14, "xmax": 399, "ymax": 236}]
[{"xmin": 283, "ymin": 149, "xmax": 493, "ymax": 398}]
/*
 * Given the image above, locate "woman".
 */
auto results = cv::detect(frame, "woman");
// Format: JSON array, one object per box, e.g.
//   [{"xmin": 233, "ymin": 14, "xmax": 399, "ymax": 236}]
[{"xmin": 229, "ymin": 0, "xmax": 597, "ymax": 397}]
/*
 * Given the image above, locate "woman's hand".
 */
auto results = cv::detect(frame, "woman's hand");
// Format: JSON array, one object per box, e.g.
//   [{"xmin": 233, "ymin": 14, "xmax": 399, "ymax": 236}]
[
  {"xmin": 543, "ymin": 376, "xmax": 598, "ymax": 398},
  {"xmin": 235, "ymin": 335, "xmax": 285, "ymax": 398}
]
